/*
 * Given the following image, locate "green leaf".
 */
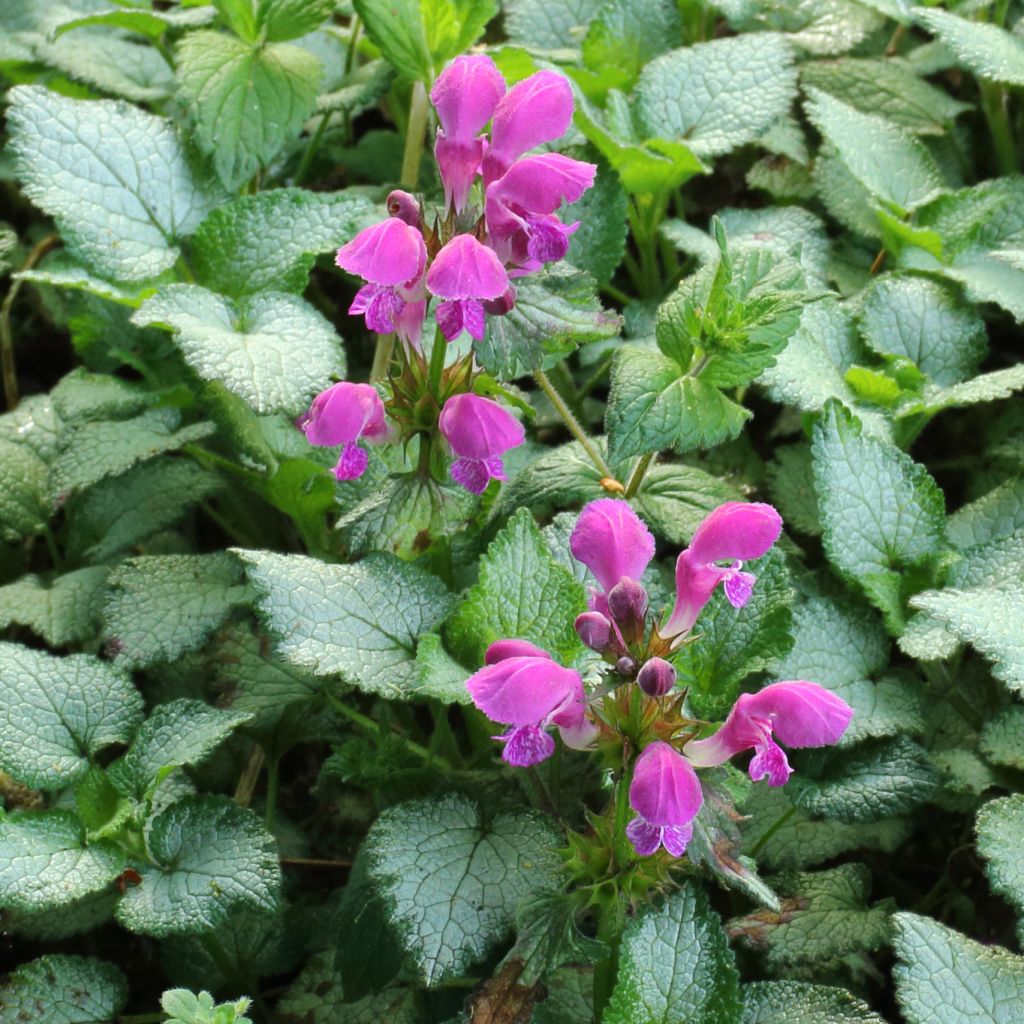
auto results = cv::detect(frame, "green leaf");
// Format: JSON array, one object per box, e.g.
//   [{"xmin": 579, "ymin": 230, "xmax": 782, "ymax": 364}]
[
  {"xmin": 727, "ymin": 864, "xmax": 891, "ymax": 969},
  {"xmin": 0, "ymin": 438, "xmax": 50, "ymax": 542},
  {"xmin": 606, "ymin": 348, "xmax": 750, "ymax": 461},
  {"xmin": 476, "ymin": 268, "xmax": 620, "ymax": 380},
  {"xmin": 238, "ymin": 550, "xmax": 454, "ymax": 697},
  {"xmin": 65, "ymin": 457, "xmax": 221, "ymax": 563},
  {"xmin": 946, "ymin": 479, "xmax": 1024, "ymax": 551},
  {"xmin": 103, "ymin": 553, "xmax": 250, "ymax": 669},
  {"xmin": 741, "ymin": 981, "xmax": 887, "ymax": 1023},
  {"xmin": 0, "ymin": 643, "xmax": 142, "ymax": 791},
  {"xmin": 788, "ymin": 736, "xmax": 938, "ymax": 822},
  {"xmin": 676, "ymin": 550, "xmax": 793, "ymax": 719},
  {"xmin": 633, "ymin": 463, "xmax": 743, "ymax": 547},
  {"xmin": 580, "ymin": 0, "xmax": 680, "ymax": 95},
  {"xmin": 352, "ymin": 0, "xmax": 431, "ymax": 80},
  {"xmin": 800, "ymin": 58, "xmax": 968, "ymax": 135},
  {"xmin": 564, "ymin": 159, "xmax": 629, "ymax": 286},
  {"xmin": 363, "ymin": 793, "xmax": 564, "ymax": 987},
  {"xmin": 976, "ymin": 795, "xmax": 1024, "ymax": 941},
  {"xmin": 0, "ymin": 810, "xmax": 123, "ymax": 912},
  {"xmin": 191, "ymin": 188, "xmax": 373, "ymax": 298},
  {"xmin": 635, "ymin": 34, "xmax": 797, "ymax": 159},
  {"xmin": 176, "ymin": 31, "xmax": 322, "ymax": 190},
  {"xmin": 276, "ymin": 953, "xmax": 416, "ymax": 1024},
  {"xmin": 913, "ymin": 8, "xmax": 1024, "ymax": 87},
  {"xmin": 0, "ymin": 955, "xmax": 128, "ymax": 1024},
  {"xmin": 161, "ymin": 988, "xmax": 253, "ymax": 1024},
  {"xmin": 446, "ymin": 508, "xmax": 585, "ymax": 665},
  {"xmin": 118, "ymin": 699, "xmax": 253, "ymax": 799},
  {"xmin": 75, "ymin": 767, "xmax": 133, "ymax": 841},
  {"xmin": 54, "ymin": 5, "xmax": 217, "ymax": 39},
  {"xmin": 920, "ymin": 365, "xmax": 1024, "ymax": 413},
  {"xmin": 893, "ymin": 912, "xmax": 1024, "ymax": 1024},
  {"xmin": 51, "ymin": 409, "xmax": 216, "ymax": 501},
  {"xmin": 6, "ymin": 86, "xmax": 221, "ymax": 283},
  {"xmin": 803, "ymin": 88, "xmax": 945, "ymax": 214},
  {"xmin": 134, "ymin": 285, "xmax": 344, "ymax": 415},
  {"xmin": 116, "ymin": 796, "xmax": 280, "ymax": 937},
  {"xmin": 0, "ymin": 567, "xmax": 107, "ymax": 647},
  {"xmin": 259, "ymin": 0, "xmax": 336, "ymax": 41},
  {"xmin": 741, "ymin": 785, "xmax": 911, "ymax": 871},
  {"xmin": 981, "ymin": 707, "xmax": 1024, "ymax": 771},
  {"xmin": 811, "ymin": 401, "xmax": 945, "ymax": 582},
  {"xmin": 412, "ymin": 634, "xmax": 471, "ymax": 705},
  {"xmin": 216, "ymin": 0, "xmax": 260, "ymax": 40},
  {"xmin": 605, "ymin": 883, "xmax": 741, "ymax": 1024},
  {"xmin": 860, "ymin": 276, "xmax": 986, "ymax": 386},
  {"xmin": 422, "ymin": 0, "xmax": 497, "ymax": 67},
  {"xmin": 910, "ymin": 582, "xmax": 1024, "ymax": 695},
  {"xmin": 503, "ymin": 0, "xmax": 603, "ymax": 47}
]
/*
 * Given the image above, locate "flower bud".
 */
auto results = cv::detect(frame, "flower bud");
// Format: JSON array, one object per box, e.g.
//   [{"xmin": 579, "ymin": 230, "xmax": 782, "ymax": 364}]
[
  {"xmin": 607, "ymin": 576, "xmax": 648, "ymax": 644},
  {"xmin": 575, "ymin": 611, "xmax": 611, "ymax": 652},
  {"xmin": 483, "ymin": 285, "xmax": 517, "ymax": 317},
  {"xmin": 615, "ymin": 655, "xmax": 636, "ymax": 678},
  {"xmin": 637, "ymin": 657, "xmax": 676, "ymax": 698}
]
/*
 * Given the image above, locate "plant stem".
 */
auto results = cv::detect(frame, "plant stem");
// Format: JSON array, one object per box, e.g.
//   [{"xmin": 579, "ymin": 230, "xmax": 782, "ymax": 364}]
[
  {"xmin": 400, "ymin": 80, "xmax": 430, "ymax": 189},
  {"xmin": 325, "ymin": 691, "xmax": 453, "ymax": 771},
  {"xmin": 747, "ymin": 806, "xmax": 796, "ymax": 858},
  {"xmin": 295, "ymin": 111, "xmax": 330, "ymax": 186},
  {"xmin": 623, "ymin": 452, "xmax": 655, "ymax": 498},
  {"xmin": 370, "ymin": 333, "xmax": 396, "ymax": 381},
  {"xmin": 533, "ymin": 367, "xmax": 614, "ymax": 480},
  {"xmin": 601, "ymin": 282, "xmax": 631, "ymax": 305},
  {"xmin": 264, "ymin": 756, "xmax": 279, "ymax": 831},
  {"xmin": 1, "ymin": 233, "xmax": 59, "ymax": 410},
  {"xmin": 234, "ymin": 745, "xmax": 265, "ymax": 807},
  {"xmin": 980, "ymin": 80, "xmax": 1018, "ymax": 176},
  {"xmin": 42, "ymin": 525, "xmax": 63, "ymax": 572}
]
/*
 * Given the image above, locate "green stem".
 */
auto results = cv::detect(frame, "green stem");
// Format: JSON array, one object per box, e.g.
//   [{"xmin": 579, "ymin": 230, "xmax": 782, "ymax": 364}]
[
  {"xmin": 325, "ymin": 691, "xmax": 453, "ymax": 771},
  {"xmin": 370, "ymin": 333, "xmax": 396, "ymax": 382},
  {"xmin": 400, "ymin": 80, "xmax": 430, "ymax": 188},
  {"xmin": 1, "ymin": 233, "xmax": 59, "ymax": 411},
  {"xmin": 183, "ymin": 444, "xmax": 264, "ymax": 486},
  {"xmin": 427, "ymin": 324, "xmax": 447, "ymax": 397},
  {"xmin": 42, "ymin": 525, "xmax": 63, "ymax": 572},
  {"xmin": 264, "ymin": 756, "xmax": 279, "ymax": 831},
  {"xmin": 623, "ymin": 452, "xmax": 655, "ymax": 498},
  {"xmin": 295, "ymin": 111, "xmax": 330, "ymax": 186},
  {"xmin": 601, "ymin": 282, "xmax": 631, "ymax": 305},
  {"xmin": 747, "ymin": 806, "xmax": 796, "ymax": 858},
  {"xmin": 578, "ymin": 353, "xmax": 615, "ymax": 400},
  {"xmin": 980, "ymin": 80, "xmax": 1017, "ymax": 176},
  {"xmin": 174, "ymin": 253, "xmax": 197, "ymax": 284},
  {"xmin": 592, "ymin": 900, "xmax": 623, "ymax": 1023},
  {"xmin": 533, "ymin": 367, "xmax": 614, "ymax": 480},
  {"xmin": 200, "ymin": 932, "xmax": 239, "ymax": 988}
]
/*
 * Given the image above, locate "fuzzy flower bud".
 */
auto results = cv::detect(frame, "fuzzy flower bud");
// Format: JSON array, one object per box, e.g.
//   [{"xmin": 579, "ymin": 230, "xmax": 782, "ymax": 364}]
[
  {"xmin": 575, "ymin": 611, "xmax": 612, "ymax": 652},
  {"xmin": 607, "ymin": 577, "xmax": 648, "ymax": 645},
  {"xmin": 637, "ymin": 657, "xmax": 676, "ymax": 698}
]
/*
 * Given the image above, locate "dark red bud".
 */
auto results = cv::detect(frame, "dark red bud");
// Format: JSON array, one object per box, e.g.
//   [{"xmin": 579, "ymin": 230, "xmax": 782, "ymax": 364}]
[
  {"xmin": 575, "ymin": 611, "xmax": 611, "ymax": 652},
  {"xmin": 616, "ymin": 656, "xmax": 637, "ymax": 678},
  {"xmin": 483, "ymin": 284, "xmax": 516, "ymax": 316},
  {"xmin": 607, "ymin": 577, "xmax": 648, "ymax": 644},
  {"xmin": 637, "ymin": 657, "xmax": 676, "ymax": 698}
]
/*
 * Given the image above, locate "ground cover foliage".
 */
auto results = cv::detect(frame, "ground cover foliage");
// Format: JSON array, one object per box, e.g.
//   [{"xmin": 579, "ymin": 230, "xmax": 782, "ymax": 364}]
[{"xmin": 0, "ymin": 1, "xmax": 1023, "ymax": 1022}]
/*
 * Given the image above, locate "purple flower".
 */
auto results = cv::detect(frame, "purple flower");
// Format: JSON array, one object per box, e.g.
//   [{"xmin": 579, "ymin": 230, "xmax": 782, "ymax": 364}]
[
  {"xmin": 636, "ymin": 657, "xmax": 676, "ymax": 698},
  {"xmin": 336, "ymin": 218, "xmax": 427, "ymax": 349},
  {"xmin": 482, "ymin": 70, "xmax": 575, "ymax": 187},
  {"xmin": 570, "ymin": 499, "xmax": 655, "ymax": 619},
  {"xmin": 431, "ymin": 55, "xmax": 506, "ymax": 214},
  {"xmin": 486, "ymin": 153, "xmax": 597, "ymax": 270},
  {"xmin": 627, "ymin": 741, "xmax": 704, "ymax": 858},
  {"xmin": 685, "ymin": 681, "xmax": 854, "ymax": 786},
  {"xmin": 661, "ymin": 502, "xmax": 783, "ymax": 642},
  {"xmin": 438, "ymin": 393, "xmax": 525, "ymax": 494},
  {"xmin": 299, "ymin": 381, "xmax": 389, "ymax": 481},
  {"xmin": 426, "ymin": 234, "xmax": 510, "ymax": 341},
  {"xmin": 467, "ymin": 640, "xmax": 590, "ymax": 766}
]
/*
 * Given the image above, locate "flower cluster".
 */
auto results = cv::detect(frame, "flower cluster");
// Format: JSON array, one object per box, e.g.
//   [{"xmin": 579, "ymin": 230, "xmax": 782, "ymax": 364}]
[
  {"xmin": 466, "ymin": 500, "xmax": 853, "ymax": 860},
  {"xmin": 297, "ymin": 57, "xmax": 594, "ymax": 494}
]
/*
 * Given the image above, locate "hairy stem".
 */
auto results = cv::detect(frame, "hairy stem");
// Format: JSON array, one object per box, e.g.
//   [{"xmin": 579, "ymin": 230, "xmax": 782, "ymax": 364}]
[
  {"xmin": 400, "ymin": 80, "xmax": 430, "ymax": 189},
  {"xmin": 1, "ymin": 233, "xmax": 59, "ymax": 410},
  {"xmin": 533, "ymin": 367, "xmax": 614, "ymax": 480},
  {"xmin": 624, "ymin": 452, "xmax": 655, "ymax": 498}
]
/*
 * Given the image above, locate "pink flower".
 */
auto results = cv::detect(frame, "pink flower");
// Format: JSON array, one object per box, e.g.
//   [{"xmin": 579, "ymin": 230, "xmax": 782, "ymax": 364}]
[
  {"xmin": 337, "ymin": 218, "xmax": 427, "ymax": 349},
  {"xmin": 486, "ymin": 153, "xmax": 596, "ymax": 269},
  {"xmin": 431, "ymin": 55, "xmax": 506, "ymax": 213},
  {"xmin": 627, "ymin": 741, "xmax": 704, "ymax": 858},
  {"xmin": 426, "ymin": 234, "xmax": 509, "ymax": 341},
  {"xmin": 482, "ymin": 70, "xmax": 575, "ymax": 187},
  {"xmin": 438, "ymin": 393, "xmax": 525, "ymax": 494},
  {"xmin": 299, "ymin": 381, "xmax": 389, "ymax": 480},
  {"xmin": 570, "ymin": 499, "xmax": 655, "ymax": 619},
  {"xmin": 467, "ymin": 640, "xmax": 590, "ymax": 766},
  {"xmin": 661, "ymin": 502, "xmax": 783, "ymax": 642},
  {"xmin": 685, "ymin": 681, "xmax": 854, "ymax": 786}
]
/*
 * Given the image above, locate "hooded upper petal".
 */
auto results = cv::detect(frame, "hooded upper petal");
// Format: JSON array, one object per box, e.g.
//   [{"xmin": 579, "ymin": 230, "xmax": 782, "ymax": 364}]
[
  {"xmin": 485, "ymin": 153, "xmax": 597, "ymax": 237},
  {"xmin": 485, "ymin": 638, "xmax": 553, "ymax": 664},
  {"xmin": 336, "ymin": 218, "xmax": 427, "ymax": 286},
  {"xmin": 629, "ymin": 741, "xmax": 704, "ymax": 828},
  {"xmin": 466, "ymin": 655, "xmax": 584, "ymax": 728},
  {"xmin": 431, "ymin": 54, "xmax": 506, "ymax": 139},
  {"xmin": 439, "ymin": 393, "xmax": 525, "ymax": 462},
  {"xmin": 483, "ymin": 70, "xmax": 574, "ymax": 184},
  {"xmin": 687, "ymin": 502, "xmax": 783, "ymax": 565},
  {"xmin": 300, "ymin": 382, "xmax": 387, "ymax": 447},
  {"xmin": 570, "ymin": 499, "xmax": 656, "ymax": 596},
  {"xmin": 426, "ymin": 234, "xmax": 509, "ymax": 300}
]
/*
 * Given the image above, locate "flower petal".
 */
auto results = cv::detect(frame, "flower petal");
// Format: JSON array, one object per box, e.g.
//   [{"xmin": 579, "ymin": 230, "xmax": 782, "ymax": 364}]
[
  {"xmin": 466, "ymin": 655, "xmax": 584, "ymax": 728},
  {"xmin": 570, "ymin": 499, "xmax": 656, "ymax": 595},
  {"xmin": 485, "ymin": 639, "xmax": 553, "ymax": 664},
  {"xmin": 439, "ymin": 393, "xmax": 525, "ymax": 462},
  {"xmin": 336, "ymin": 218, "xmax": 426, "ymax": 286},
  {"xmin": 430, "ymin": 54, "xmax": 505, "ymax": 139},
  {"xmin": 427, "ymin": 234, "xmax": 509, "ymax": 300},
  {"xmin": 499, "ymin": 725, "xmax": 555, "ymax": 766},
  {"xmin": 687, "ymin": 502, "xmax": 783, "ymax": 565},
  {"xmin": 629, "ymin": 741, "xmax": 704, "ymax": 829},
  {"xmin": 301, "ymin": 381, "xmax": 385, "ymax": 448}
]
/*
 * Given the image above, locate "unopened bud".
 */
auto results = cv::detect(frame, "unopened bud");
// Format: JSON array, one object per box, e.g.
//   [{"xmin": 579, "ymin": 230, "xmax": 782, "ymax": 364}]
[
  {"xmin": 607, "ymin": 577, "xmax": 648, "ymax": 644},
  {"xmin": 637, "ymin": 657, "xmax": 676, "ymax": 698},
  {"xmin": 386, "ymin": 189, "xmax": 421, "ymax": 228},
  {"xmin": 483, "ymin": 284, "xmax": 516, "ymax": 316},
  {"xmin": 615, "ymin": 655, "xmax": 636, "ymax": 678},
  {"xmin": 575, "ymin": 611, "xmax": 611, "ymax": 652}
]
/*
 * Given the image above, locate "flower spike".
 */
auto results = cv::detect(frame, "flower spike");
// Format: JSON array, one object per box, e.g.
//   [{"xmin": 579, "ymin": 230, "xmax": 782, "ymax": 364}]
[
  {"xmin": 685, "ymin": 681, "xmax": 854, "ymax": 786},
  {"xmin": 426, "ymin": 234, "xmax": 509, "ymax": 341}
]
